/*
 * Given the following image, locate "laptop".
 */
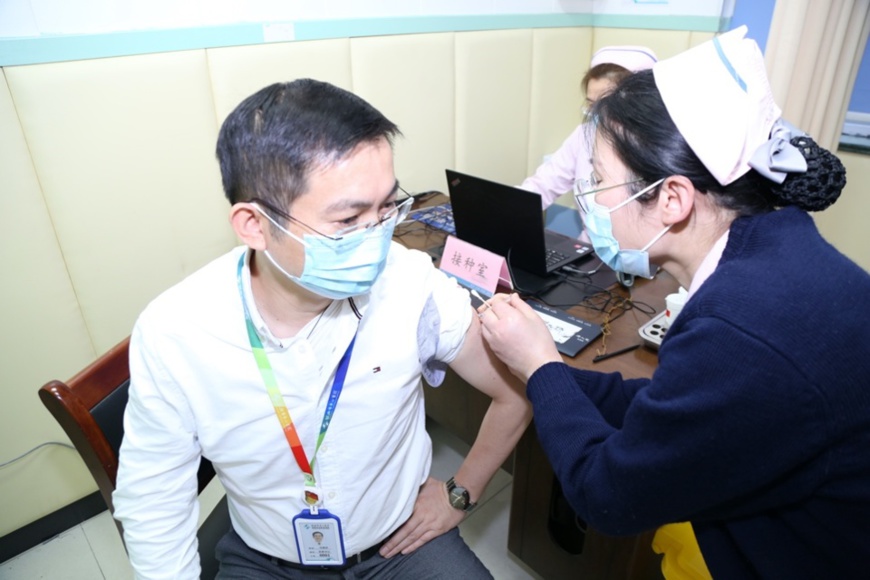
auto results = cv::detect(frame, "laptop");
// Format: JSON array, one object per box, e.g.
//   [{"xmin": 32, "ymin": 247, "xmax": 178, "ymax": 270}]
[{"xmin": 445, "ymin": 169, "xmax": 592, "ymax": 278}]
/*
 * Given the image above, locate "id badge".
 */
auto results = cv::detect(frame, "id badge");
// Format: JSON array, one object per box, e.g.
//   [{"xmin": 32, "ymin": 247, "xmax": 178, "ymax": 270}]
[{"xmin": 292, "ymin": 509, "xmax": 346, "ymax": 566}]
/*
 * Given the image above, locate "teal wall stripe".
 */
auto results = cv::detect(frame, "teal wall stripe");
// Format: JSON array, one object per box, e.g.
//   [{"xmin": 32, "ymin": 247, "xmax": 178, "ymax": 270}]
[
  {"xmin": 0, "ymin": 13, "xmax": 726, "ymax": 68},
  {"xmin": 0, "ymin": 25, "xmax": 264, "ymax": 67},
  {"xmin": 589, "ymin": 14, "xmax": 731, "ymax": 32},
  {"xmin": 292, "ymin": 14, "xmax": 595, "ymax": 40}
]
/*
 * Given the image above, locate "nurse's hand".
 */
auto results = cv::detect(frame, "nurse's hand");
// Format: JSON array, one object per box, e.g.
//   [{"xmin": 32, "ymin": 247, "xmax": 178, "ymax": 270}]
[{"xmin": 478, "ymin": 293, "xmax": 562, "ymax": 382}]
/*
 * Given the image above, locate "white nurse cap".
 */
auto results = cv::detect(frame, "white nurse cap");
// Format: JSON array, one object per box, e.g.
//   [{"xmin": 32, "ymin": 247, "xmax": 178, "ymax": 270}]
[
  {"xmin": 653, "ymin": 26, "xmax": 806, "ymax": 186},
  {"xmin": 590, "ymin": 46, "xmax": 658, "ymax": 72}
]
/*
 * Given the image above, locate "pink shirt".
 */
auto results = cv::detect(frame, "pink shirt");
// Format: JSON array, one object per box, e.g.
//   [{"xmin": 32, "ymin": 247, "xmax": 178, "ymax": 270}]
[
  {"xmin": 519, "ymin": 123, "xmax": 592, "ymax": 209},
  {"xmin": 687, "ymin": 230, "xmax": 730, "ymax": 299}
]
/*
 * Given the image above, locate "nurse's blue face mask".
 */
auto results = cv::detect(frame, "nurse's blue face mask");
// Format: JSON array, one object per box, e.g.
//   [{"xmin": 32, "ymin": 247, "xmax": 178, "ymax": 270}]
[
  {"xmin": 574, "ymin": 175, "xmax": 669, "ymax": 279},
  {"xmin": 252, "ymin": 195, "xmax": 413, "ymax": 300}
]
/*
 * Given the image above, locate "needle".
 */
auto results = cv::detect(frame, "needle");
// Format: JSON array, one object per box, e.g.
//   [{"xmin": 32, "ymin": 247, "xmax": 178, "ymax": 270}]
[{"xmin": 470, "ymin": 289, "xmax": 493, "ymax": 312}]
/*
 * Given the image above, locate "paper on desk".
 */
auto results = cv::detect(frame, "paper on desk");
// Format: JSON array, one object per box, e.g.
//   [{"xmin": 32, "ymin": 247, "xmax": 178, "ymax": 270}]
[{"xmin": 533, "ymin": 310, "xmax": 584, "ymax": 344}]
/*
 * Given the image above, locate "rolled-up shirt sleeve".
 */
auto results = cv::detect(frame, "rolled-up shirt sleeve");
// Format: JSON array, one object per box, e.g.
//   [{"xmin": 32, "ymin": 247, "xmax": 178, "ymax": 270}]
[{"xmin": 412, "ymin": 250, "xmax": 473, "ymax": 386}]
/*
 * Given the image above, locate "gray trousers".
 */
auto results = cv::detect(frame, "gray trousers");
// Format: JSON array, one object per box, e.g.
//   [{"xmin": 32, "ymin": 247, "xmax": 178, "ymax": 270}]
[{"xmin": 215, "ymin": 525, "xmax": 493, "ymax": 579}]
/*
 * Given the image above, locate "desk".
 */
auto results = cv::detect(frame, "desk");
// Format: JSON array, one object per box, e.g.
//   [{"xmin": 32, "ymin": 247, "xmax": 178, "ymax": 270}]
[{"xmin": 395, "ymin": 194, "xmax": 678, "ymax": 580}]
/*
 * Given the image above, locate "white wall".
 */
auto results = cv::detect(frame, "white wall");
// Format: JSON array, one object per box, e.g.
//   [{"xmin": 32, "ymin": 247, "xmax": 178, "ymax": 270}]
[{"xmin": 1, "ymin": 0, "xmax": 732, "ymax": 38}]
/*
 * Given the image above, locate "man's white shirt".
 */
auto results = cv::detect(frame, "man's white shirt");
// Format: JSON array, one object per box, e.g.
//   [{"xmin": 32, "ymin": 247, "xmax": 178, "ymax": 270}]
[{"xmin": 113, "ymin": 243, "xmax": 472, "ymax": 579}]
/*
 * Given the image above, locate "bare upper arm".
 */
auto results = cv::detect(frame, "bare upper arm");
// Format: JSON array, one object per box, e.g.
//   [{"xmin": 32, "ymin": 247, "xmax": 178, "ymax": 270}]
[{"xmin": 448, "ymin": 308, "xmax": 525, "ymax": 400}]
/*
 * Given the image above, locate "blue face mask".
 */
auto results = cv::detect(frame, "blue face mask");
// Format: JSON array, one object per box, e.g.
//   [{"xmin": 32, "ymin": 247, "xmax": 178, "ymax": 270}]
[
  {"xmin": 255, "ymin": 199, "xmax": 411, "ymax": 300},
  {"xmin": 575, "ymin": 178, "xmax": 669, "ymax": 279}
]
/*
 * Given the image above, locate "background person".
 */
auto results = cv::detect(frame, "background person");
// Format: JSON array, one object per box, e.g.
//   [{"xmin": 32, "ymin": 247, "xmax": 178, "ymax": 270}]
[
  {"xmin": 479, "ymin": 27, "xmax": 870, "ymax": 578},
  {"xmin": 113, "ymin": 78, "xmax": 531, "ymax": 579},
  {"xmin": 519, "ymin": 45, "xmax": 657, "ymax": 209}
]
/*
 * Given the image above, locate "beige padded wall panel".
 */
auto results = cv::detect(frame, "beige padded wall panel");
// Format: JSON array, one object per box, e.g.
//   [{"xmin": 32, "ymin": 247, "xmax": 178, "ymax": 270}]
[
  {"xmin": 350, "ymin": 33, "xmax": 455, "ymax": 195},
  {"xmin": 814, "ymin": 151, "xmax": 870, "ymax": 271},
  {"xmin": 688, "ymin": 31, "xmax": 716, "ymax": 48},
  {"xmin": 526, "ymin": 28, "xmax": 593, "ymax": 179},
  {"xmin": 0, "ymin": 70, "xmax": 99, "ymax": 535},
  {"xmin": 592, "ymin": 28, "xmax": 697, "ymax": 62},
  {"xmin": 6, "ymin": 50, "xmax": 235, "ymax": 353},
  {"xmin": 208, "ymin": 39, "xmax": 353, "ymax": 128},
  {"xmin": 455, "ymin": 29, "xmax": 533, "ymax": 185}
]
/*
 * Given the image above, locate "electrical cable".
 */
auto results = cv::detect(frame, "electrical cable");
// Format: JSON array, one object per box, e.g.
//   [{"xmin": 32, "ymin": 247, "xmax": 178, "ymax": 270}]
[{"xmin": 0, "ymin": 441, "xmax": 77, "ymax": 469}]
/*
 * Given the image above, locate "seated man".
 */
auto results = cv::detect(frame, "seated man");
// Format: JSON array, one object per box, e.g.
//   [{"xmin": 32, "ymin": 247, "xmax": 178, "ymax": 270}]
[{"xmin": 113, "ymin": 79, "xmax": 532, "ymax": 579}]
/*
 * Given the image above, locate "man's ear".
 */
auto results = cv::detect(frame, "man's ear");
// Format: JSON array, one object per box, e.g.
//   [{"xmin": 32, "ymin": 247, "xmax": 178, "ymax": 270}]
[
  {"xmin": 230, "ymin": 203, "xmax": 268, "ymax": 250},
  {"xmin": 658, "ymin": 175, "xmax": 696, "ymax": 226}
]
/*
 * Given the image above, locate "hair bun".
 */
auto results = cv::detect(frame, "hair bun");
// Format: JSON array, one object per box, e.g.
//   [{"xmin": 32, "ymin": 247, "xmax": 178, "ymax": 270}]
[{"xmin": 772, "ymin": 136, "xmax": 846, "ymax": 211}]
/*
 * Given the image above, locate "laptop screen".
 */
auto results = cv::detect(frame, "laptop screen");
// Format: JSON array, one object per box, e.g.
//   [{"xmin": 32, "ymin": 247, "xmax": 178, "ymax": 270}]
[{"xmin": 446, "ymin": 169, "xmax": 551, "ymax": 276}]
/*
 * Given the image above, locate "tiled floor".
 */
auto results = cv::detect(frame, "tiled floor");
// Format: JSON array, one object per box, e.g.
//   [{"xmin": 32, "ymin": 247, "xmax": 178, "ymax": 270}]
[{"xmin": 0, "ymin": 421, "xmax": 542, "ymax": 579}]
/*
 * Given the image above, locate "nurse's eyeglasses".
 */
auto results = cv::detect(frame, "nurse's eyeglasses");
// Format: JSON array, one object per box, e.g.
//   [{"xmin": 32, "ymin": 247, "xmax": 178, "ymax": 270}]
[{"xmin": 574, "ymin": 175, "xmax": 644, "ymax": 214}]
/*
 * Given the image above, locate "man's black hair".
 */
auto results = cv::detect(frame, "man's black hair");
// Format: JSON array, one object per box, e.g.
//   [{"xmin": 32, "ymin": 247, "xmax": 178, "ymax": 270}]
[{"xmin": 216, "ymin": 79, "xmax": 401, "ymax": 213}]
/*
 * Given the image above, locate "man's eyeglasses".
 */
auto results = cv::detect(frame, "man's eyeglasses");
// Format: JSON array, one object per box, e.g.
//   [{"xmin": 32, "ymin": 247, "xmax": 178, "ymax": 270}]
[{"xmin": 251, "ymin": 190, "xmax": 414, "ymax": 241}]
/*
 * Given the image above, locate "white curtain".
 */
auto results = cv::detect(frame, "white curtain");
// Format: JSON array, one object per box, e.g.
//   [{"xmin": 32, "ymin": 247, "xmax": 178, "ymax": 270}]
[{"xmin": 764, "ymin": 0, "xmax": 870, "ymax": 150}]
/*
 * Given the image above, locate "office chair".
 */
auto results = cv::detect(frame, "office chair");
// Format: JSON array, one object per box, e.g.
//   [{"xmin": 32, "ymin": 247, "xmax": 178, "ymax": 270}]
[{"xmin": 38, "ymin": 336, "xmax": 230, "ymax": 579}]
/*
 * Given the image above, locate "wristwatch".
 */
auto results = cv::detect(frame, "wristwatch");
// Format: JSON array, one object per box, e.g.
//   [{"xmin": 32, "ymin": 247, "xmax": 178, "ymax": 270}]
[{"xmin": 446, "ymin": 476, "xmax": 477, "ymax": 512}]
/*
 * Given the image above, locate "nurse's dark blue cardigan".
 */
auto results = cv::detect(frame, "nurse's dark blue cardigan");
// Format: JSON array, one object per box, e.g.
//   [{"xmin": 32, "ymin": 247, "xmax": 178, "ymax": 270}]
[{"xmin": 528, "ymin": 207, "xmax": 870, "ymax": 578}]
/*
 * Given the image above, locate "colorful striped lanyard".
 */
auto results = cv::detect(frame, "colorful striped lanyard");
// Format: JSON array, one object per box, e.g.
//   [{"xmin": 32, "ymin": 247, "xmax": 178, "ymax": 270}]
[{"xmin": 236, "ymin": 253, "xmax": 357, "ymax": 506}]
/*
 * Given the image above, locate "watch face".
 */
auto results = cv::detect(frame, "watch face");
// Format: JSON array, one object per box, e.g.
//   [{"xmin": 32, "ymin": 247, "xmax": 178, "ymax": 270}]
[{"xmin": 446, "ymin": 477, "xmax": 473, "ymax": 512}]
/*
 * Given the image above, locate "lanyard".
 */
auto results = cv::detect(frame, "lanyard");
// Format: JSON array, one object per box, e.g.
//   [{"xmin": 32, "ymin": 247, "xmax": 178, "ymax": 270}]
[{"xmin": 236, "ymin": 253, "xmax": 357, "ymax": 505}]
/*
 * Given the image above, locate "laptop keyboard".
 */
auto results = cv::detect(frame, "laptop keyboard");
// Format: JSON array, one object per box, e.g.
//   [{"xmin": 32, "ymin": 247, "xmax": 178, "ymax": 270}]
[
  {"xmin": 545, "ymin": 248, "xmax": 569, "ymax": 267},
  {"xmin": 408, "ymin": 203, "xmax": 456, "ymax": 235}
]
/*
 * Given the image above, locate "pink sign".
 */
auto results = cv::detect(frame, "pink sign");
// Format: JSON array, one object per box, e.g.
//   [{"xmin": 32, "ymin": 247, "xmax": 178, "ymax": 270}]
[{"xmin": 439, "ymin": 235, "xmax": 512, "ymax": 297}]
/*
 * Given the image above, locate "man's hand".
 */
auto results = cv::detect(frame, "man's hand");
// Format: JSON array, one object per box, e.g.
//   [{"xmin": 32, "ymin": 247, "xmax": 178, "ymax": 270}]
[{"xmin": 379, "ymin": 477, "xmax": 465, "ymax": 558}]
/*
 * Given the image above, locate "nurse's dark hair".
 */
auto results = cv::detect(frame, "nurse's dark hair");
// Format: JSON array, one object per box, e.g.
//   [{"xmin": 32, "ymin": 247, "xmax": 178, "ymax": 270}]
[
  {"xmin": 591, "ymin": 70, "xmax": 846, "ymax": 215},
  {"xmin": 216, "ymin": 79, "xmax": 401, "ymax": 211}
]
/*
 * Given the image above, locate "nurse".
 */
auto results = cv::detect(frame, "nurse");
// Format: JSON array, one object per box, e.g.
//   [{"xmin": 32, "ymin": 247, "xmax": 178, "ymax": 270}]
[{"xmin": 479, "ymin": 27, "xmax": 870, "ymax": 578}]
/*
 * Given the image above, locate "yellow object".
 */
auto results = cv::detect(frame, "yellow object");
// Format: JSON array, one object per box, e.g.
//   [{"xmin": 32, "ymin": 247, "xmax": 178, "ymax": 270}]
[{"xmin": 652, "ymin": 522, "xmax": 713, "ymax": 579}]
